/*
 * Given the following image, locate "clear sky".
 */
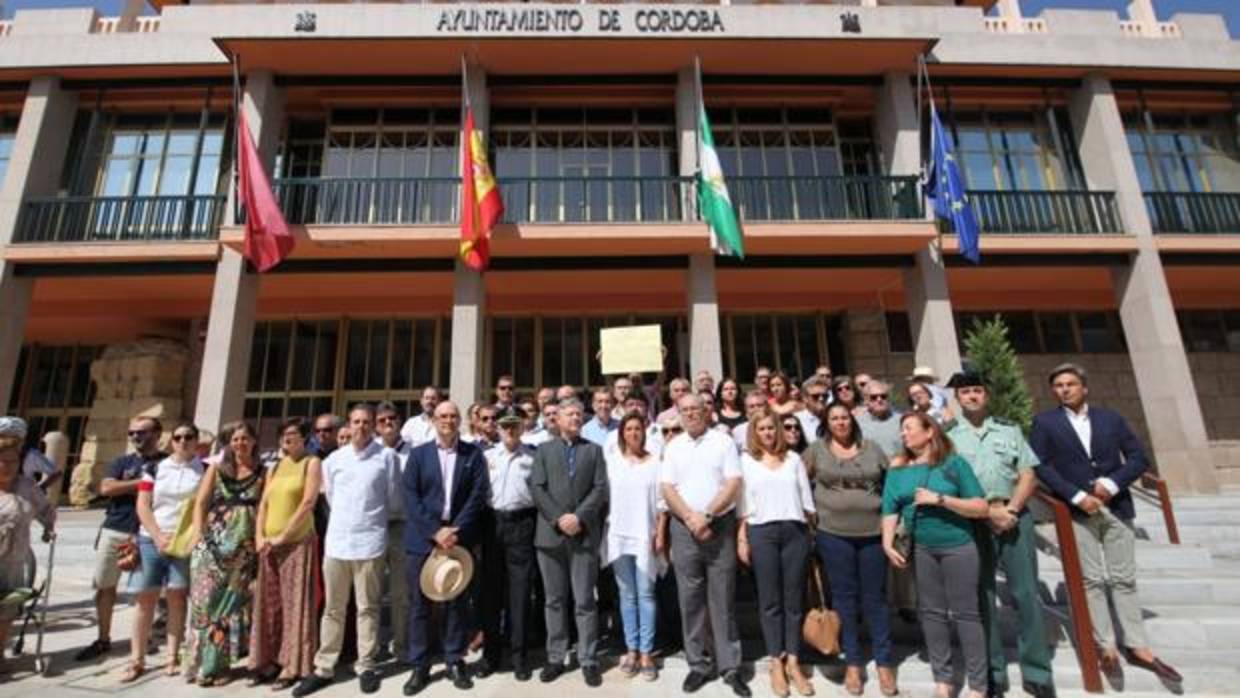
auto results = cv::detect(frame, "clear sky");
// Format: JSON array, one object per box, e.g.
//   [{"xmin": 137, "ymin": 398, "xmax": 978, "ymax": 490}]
[{"xmin": 1, "ymin": 0, "xmax": 1237, "ymax": 37}]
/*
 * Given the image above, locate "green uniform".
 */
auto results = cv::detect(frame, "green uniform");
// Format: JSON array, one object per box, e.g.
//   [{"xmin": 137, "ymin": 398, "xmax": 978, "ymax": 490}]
[{"xmin": 948, "ymin": 416, "xmax": 1053, "ymax": 692}]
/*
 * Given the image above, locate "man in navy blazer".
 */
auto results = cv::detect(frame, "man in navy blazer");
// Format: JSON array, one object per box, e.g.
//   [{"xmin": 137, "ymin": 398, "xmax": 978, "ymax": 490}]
[
  {"xmin": 401, "ymin": 400, "xmax": 489, "ymax": 695},
  {"xmin": 1030, "ymin": 363, "xmax": 1180, "ymax": 685}
]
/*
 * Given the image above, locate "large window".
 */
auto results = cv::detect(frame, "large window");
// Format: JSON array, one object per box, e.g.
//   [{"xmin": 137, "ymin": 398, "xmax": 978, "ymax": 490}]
[
  {"xmin": 8, "ymin": 344, "xmax": 101, "ymax": 481},
  {"xmin": 487, "ymin": 315, "xmax": 686, "ymax": 395},
  {"xmin": 66, "ymin": 111, "xmax": 228, "ymax": 198},
  {"xmin": 244, "ymin": 317, "xmax": 452, "ymax": 445},
  {"xmin": 951, "ymin": 109, "xmax": 1076, "ymax": 191},
  {"xmin": 722, "ymin": 313, "xmax": 829, "ymax": 385},
  {"xmin": 0, "ymin": 113, "xmax": 19, "ymax": 193},
  {"xmin": 491, "ymin": 107, "xmax": 679, "ymax": 222},
  {"xmin": 954, "ymin": 311, "xmax": 1127, "ymax": 354},
  {"xmin": 1177, "ymin": 310, "xmax": 1240, "ymax": 352},
  {"xmin": 1125, "ymin": 113, "xmax": 1240, "ymax": 194}
]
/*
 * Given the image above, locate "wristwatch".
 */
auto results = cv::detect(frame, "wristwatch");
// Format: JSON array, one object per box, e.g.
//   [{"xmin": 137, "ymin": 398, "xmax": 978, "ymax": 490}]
[
  {"xmin": 703, "ymin": 511, "xmax": 715, "ymax": 524},
  {"xmin": 936, "ymin": 493, "xmax": 946, "ymax": 506}
]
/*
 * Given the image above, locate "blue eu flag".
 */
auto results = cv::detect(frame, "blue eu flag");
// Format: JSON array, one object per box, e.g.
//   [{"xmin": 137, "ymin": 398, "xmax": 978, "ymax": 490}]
[{"xmin": 926, "ymin": 103, "xmax": 981, "ymax": 264}]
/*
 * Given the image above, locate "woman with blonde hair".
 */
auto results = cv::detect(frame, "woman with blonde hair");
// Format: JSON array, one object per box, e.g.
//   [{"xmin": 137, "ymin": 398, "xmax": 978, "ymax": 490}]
[
  {"xmin": 737, "ymin": 410, "xmax": 815, "ymax": 697},
  {"xmin": 249, "ymin": 417, "xmax": 321, "ymax": 689}
]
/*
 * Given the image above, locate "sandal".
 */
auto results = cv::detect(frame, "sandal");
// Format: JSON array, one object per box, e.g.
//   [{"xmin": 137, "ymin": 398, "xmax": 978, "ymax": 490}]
[
  {"xmin": 165, "ymin": 654, "xmax": 181, "ymax": 677},
  {"xmin": 120, "ymin": 661, "xmax": 145, "ymax": 683},
  {"xmin": 272, "ymin": 677, "xmax": 297, "ymax": 691},
  {"xmin": 639, "ymin": 657, "xmax": 659, "ymax": 682},
  {"xmin": 619, "ymin": 653, "xmax": 638, "ymax": 677}
]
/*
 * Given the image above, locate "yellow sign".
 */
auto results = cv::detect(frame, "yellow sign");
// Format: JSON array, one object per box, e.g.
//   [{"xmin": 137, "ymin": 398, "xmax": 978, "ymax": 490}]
[{"xmin": 600, "ymin": 325, "xmax": 663, "ymax": 375}]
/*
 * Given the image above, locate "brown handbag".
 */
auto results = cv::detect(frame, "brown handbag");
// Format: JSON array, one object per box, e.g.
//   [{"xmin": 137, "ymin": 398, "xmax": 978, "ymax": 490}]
[
  {"xmin": 116, "ymin": 538, "xmax": 140, "ymax": 572},
  {"xmin": 802, "ymin": 556, "xmax": 841, "ymax": 656}
]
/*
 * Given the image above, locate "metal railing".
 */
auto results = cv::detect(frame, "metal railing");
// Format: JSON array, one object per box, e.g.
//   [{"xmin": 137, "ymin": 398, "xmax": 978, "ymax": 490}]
[
  {"xmin": 499, "ymin": 176, "xmax": 691, "ymax": 224},
  {"xmin": 14, "ymin": 194, "xmax": 226, "ymax": 243},
  {"xmin": 1136, "ymin": 473, "xmax": 1181, "ymax": 545},
  {"xmin": 729, "ymin": 175, "xmax": 923, "ymax": 221},
  {"xmin": 1145, "ymin": 191, "xmax": 1240, "ymax": 234},
  {"xmin": 273, "ymin": 177, "xmax": 460, "ymax": 225},
  {"xmin": 968, "ymin": 190, "xmax": 1121, "ymax": 234},
  {"xmin": 1035, "ymin": 488, "xmax": 1105, "ymax": 694}
]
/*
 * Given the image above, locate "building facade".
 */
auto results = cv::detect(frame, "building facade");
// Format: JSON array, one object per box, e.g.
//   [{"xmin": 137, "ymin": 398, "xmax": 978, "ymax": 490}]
[{"xmin": 0, "ymin": 0, "xmax": 1237, "ymax": 501}]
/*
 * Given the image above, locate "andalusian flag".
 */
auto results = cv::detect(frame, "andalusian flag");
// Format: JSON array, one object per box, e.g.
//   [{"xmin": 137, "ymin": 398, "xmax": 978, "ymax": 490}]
[
  {"xmin": 697, "ymin": 98, "xmax": 743, "ymax": 258},
  {"xmin": 460, "ymin": 107, "xmax": 503, "ymax": 271}
]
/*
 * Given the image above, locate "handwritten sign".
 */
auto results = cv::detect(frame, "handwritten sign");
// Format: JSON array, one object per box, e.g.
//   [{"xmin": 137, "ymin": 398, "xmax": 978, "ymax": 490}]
[{"xmin": 600, "ymin": 325, "xmax": 664, "ymax": 375}]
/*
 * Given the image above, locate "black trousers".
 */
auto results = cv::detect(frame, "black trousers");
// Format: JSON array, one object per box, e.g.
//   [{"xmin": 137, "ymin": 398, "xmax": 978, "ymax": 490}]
[
  {"xmin": 482, "ymin": 508, "xmax": 537, "ymax": 663},
  {"xmin": 748, "ymin": 519, "xmax": 811, "ymax": 658},
  {"xmin": 406, "ymin": 551, "xmax": 471, "ymax": 669}
]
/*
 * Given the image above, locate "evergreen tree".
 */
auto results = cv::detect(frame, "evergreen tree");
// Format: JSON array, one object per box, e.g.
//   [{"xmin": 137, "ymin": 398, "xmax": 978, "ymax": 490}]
[{"xmin": 962, "ymin": 314, "xmax": 1035, "ymax": 433}]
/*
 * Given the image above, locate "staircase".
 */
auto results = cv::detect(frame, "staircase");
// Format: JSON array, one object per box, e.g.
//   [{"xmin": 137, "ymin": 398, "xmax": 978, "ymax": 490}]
[{"xmin": 881, "ymin": 485, "xmax": 1240, "ymax": 697}]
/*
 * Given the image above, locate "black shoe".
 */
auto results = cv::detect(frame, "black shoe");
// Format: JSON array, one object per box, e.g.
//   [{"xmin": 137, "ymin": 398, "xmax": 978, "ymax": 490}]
[
  {"xmin": 683, "ymin": 670, "xmax": 712, "ymax": 693},
  {"xmin": 582, "ymin": 665, "xmax": 603, "ymax": 687},
  {"xmin": 514, "ymin": 658, "xmax": 532, "ymax": 682},
  {"xmin": 988, "ymin": 688, "xmax": 1006, "ymax": 698},
  {"xmin": 402, "ymin": 668, "xmax": 430, "ymax": 696},
  {"xmin": 448, "ymin": 662, "xmax": 473, "ymax": 690},
  {"xmin": 723, "ymin": 671, "xmax": 752, "ymax": 698},
  {"xmin": 474, "ymin": 657, "xmax": 495, "ymax": 679},
  {"xmin": 1023, "ymin": 681, "xmax": 1057, "ymax": 698},
  {"xmin": 540, "ymin": 663, "xmax": 566, "ymax": 683},
  {"xmin": 291, "ymin": 675, "xmax": 332, "ymax": 698},
  {"xmin": 358, "ymin": 670, "xmax": 381, "ymax": 694},
  {"xmin": 74, "ymin": 639, "xmax": 111, "ymax": 662}
]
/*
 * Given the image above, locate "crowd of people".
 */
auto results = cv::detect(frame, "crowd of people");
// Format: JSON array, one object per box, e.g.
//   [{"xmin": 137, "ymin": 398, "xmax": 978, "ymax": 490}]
[{"xmin": 0, "ymin": 361, "xmax": 1185, "ymax": 698}]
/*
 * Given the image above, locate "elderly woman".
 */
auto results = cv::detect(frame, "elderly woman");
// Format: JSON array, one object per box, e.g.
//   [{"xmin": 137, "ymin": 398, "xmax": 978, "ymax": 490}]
[
  {"xmin": 882, "ymin": 413, "xmax": 989, "ymax": 698},
  {"xmin": 121, "ymin": 422, "xmax": 205, "ymax": 682},
  {"xmin": 737, "ymin": 410, "xmax": 815, "ymax": 697},
  {"xmin": 250, "ymin": 417, "xmax": 321, "ymax": 689},
  {"xmin": 0, "ymin": 434, "xmax": 55, "ymax": 672},
  {"xmin": 186, "ymin": 421, "xmax": 264, "ymax": 686}
]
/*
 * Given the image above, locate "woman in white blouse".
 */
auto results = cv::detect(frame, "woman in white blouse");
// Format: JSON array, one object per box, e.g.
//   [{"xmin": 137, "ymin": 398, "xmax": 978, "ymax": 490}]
[
  {"xmin": 738, "ymin": 409, "xmax": 816, "ymax": 698},
  {"xmin": 605, "ymin": 413, "xmax": 667, "ymax": 681}
]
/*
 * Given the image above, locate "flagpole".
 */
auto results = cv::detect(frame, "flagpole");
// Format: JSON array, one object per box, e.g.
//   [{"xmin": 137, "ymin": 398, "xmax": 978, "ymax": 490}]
[
  {"xmin": 231, "ymin": 53, "xmax": 242, "ymax": 227},
  {"xmin": 692, "ymin": 55, "xmax": 703, "ymax": 174}
]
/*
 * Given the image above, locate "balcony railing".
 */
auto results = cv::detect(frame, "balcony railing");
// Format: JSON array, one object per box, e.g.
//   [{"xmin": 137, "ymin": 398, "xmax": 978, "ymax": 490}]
[
  {"xmin": 14, "ymin": 194, "xmax": 226, "ymax": 243},
  {"xmin": 271, "ymin": 174, "xmax": 921, "ymax": 225},
  {"xmin": 1145, "ymin": 191, "xmax": 1240, "ymax": 234},
  {"xmin": 968, "ymin": 190, "xmax": 1121, "ymax": 234}
]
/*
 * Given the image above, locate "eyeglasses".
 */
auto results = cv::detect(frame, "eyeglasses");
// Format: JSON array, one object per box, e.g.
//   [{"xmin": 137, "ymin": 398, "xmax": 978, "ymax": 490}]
[
  {"xmin": 806, "ymin": 392, "xmax": 827, "ymax": 401},
  {"xmin": 783, "ymin": 424, "xmax": 802, "ymax": 431},
  {"xmin": 171, "ymin": 434, "xmax": 195, "ymax": 443},
  {"xmin": 497, "ymin": 385, "xmax": 514, "ymax": 391},
  {"xmin": 376, "ymin": 416, "xmax": 399, "ymax": 424},
  {"xmin": 127, "ymin": 430, "xmax": 150, "ymax": 438},
  {"xmin": 662, "ymin": 426, "xmax": 684, "ymax": 436},
  {"xmin": 867, "ymin": 394, "xmax": 889, "ymax": 401}
]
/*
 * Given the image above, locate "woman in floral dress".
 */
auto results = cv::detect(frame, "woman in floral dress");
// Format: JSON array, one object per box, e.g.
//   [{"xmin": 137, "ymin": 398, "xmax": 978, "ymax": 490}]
[{"xmin": 185, "ymin": 421, "xmax": 263, "ymax": 686}]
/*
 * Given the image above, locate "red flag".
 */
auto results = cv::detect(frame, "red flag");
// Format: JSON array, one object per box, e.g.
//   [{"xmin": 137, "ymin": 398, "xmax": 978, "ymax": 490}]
[
  {"xmin": 460, "ymin": 107, "xmax": 503, "ymax": 271},
  {"xmin": 237, "ymin": 110, "xmax": 294, "ymax": 272}
]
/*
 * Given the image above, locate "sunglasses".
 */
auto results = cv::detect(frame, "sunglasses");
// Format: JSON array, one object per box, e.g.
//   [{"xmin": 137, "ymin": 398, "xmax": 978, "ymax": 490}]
[
  {"xmin": 171, "ymin": 433, "xmax": 195, "ymax": 442},
  {"xmin": 867, "ymin": 394, "xmax": 889, "ymax": 401},
  {"xmin": 783, "ymin": 423, "xmax": 802, "ymax": 431},
  {"xmin": 806, "ymin": 393, "xmax": 827, "ymax": 401},
  {"xmin": 377, "ymin": 416, "xmax": 400, "ymax": 424},
  {"xmin": 497, "ymin": 385, "xmax": 514, "ymax": 391},
  {"xmin": 662, "ymin": 426, "xmax": 684, "ymax": 436}
]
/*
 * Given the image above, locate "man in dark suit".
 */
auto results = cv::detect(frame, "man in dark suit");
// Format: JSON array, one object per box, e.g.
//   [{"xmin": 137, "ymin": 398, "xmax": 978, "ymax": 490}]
[
  {"xmin": 1030, "ymin": 362, "xmax": 1180, "ymax": 685},
  {"xmin": 401, "ymin": 401, "xmax": 489, "ymax": 695},
  {"xmin": 529, "ymin": 398, "xmax": 609, "ymax": 688}
]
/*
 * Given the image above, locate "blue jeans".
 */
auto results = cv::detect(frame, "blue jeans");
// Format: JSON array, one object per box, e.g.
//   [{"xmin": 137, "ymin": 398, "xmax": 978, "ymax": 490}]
[
  {"xmin": 612, "ymin": 555, "xmax": 656, "ymax": 654},
  {"xmin": 815, "ymin": 531, "xmax": 893, "ymax": 667}
]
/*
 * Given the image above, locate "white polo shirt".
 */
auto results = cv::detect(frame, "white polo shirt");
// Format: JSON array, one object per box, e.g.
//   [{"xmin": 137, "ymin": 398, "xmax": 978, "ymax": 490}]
[{"xmin": 659, "ymin": 428, "xmax": 742, "ymax": 514}]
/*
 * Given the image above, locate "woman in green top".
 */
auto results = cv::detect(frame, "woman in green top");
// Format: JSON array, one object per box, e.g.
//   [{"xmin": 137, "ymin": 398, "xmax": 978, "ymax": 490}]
[
  {"xmin": 250, "ymin": 417, "xmax": 322, "ymax": 690},
  {"xmin": 880, "ymin": 412, "xmax": 989, "ymax": 698}
]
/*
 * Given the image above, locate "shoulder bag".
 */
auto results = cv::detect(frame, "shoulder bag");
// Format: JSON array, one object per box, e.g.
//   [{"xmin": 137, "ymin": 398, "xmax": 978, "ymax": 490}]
[{"xmin": 801, "ymin": 555, "xmax": 841, "ymax": 656}]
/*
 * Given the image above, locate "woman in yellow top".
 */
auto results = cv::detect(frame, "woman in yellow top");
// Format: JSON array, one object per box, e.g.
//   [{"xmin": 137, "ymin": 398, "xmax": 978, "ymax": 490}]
[{"xmin": 249, "ymin": 417, "xmax": 322, "ymax": 689}]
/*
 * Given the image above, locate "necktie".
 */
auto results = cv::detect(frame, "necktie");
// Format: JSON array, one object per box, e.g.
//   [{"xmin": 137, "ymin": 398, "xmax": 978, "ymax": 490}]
[{"xmin": 566, "ymin": 442, "xmax": 577, "ymax": 480}]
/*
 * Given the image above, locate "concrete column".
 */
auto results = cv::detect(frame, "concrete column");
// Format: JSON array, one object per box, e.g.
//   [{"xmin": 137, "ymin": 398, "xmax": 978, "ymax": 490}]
[
  {"xmin": 677, "ymin": 65, "xmax": 723, "ymax": 382},
  {"xmin": 996, "ymin": 0, "xmax": 1023, "ymax": 20},
  {"xmin": 194, "ymin": 71, "xmax": 282, "ymax": 433},
  {"xmin": 879, "ymin": 72, "xmax": 962, "ymax": 380},
  {"xmin": 448, "ymin": 62, "xmax": 489, "ymax": 407},
  {"xmin": 1069, "ymin": 73, "xmax": 1218, "ymax": 493},
  {"xmin": 687, "ymin": 254, "xmax": 724, "ymax": 381},
  {"xmin": 0, "ymin": 76, "xmax": 79, "ymax": 408}
]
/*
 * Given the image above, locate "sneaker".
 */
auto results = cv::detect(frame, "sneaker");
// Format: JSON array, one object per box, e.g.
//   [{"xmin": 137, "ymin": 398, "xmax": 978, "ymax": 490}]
[{"xmin": 74, "ymin": 639, "xmax": 112, "ymax": 662}]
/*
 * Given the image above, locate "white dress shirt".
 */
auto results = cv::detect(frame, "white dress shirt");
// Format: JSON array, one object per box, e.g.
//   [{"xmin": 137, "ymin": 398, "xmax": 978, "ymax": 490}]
[
  {"xmin": 400, "ymin": 414, "xmax": 435, "ymax": 447},
  {"xmin": 739, "ymin": 452, "xmax": 814, "ymax": 526},
  {"xmin": 1064, "ymin": 404, "xmax": 1119, "ymax": 504},
  {"xmin": 794, "ymin": 409, "xmax": 821, "ymax": 441},
  {"xmin": 660, "ymin": 428, "xmax": 742, "ymax": 514},
  {"xmin": 485, "ymin": 442, "xmax": 535, "ymax": 512},
  {"xmin": 321, "ymin": 440, "xmax": 400, "ymax": 560},
  {"xmin": 436, "ymin": 441, "xmax": 459, "ymax": 521}
]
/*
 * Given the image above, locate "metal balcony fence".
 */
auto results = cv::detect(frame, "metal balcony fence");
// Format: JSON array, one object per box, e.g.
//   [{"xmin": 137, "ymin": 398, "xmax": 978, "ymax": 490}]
[
  {"xmin": 14, "ymin": 194, "xmax": 226, "ymax": 243},
  {"xmin": 1145, "ymin": 191, "xmax": 1240, "ymax": 234}
]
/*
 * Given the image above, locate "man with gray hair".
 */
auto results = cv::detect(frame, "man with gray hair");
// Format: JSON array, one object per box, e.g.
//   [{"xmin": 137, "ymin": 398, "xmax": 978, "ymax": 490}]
[
  {"xmin": 660, "ymin": 394, "xmax": 748, "ymax": 696},
  {"xmin": 856, "ymin": 379, "xmax": 903, "ymax": 459},
  {"xmin": 656, "ymin": 377, "xmax": 692, "ymax": 426},
  {"xmin": 529, "ymin": 398, "xmax": 609, "ymax": 687}
]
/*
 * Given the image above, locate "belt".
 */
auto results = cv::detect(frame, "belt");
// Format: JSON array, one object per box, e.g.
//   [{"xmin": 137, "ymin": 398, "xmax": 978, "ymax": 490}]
[{"xmin": 493, "ymin": 507, "xmax": 536, "ymax": 520}]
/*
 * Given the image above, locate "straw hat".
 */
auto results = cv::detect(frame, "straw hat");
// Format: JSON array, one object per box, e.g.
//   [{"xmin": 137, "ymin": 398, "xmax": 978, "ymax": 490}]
[
  {"xmin": 419, "ymin": 547, "xmax": 474, "ymax": 602},
  {"xmin": 908, "ymin": 366, "xmax": 939, "ymax": 382}
]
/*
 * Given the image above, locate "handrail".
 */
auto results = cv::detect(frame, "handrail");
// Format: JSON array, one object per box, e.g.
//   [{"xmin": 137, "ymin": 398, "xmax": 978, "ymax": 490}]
[
  {"xmin": 1034, "ymin": 488, "xmax": 1104, "ymax": 694},
  {"xmin": 1137, "ymin": 473, "xmax": 1180, "ymax": 545}
]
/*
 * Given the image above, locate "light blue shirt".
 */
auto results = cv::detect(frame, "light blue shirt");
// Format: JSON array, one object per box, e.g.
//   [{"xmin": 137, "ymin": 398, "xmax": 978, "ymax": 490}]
[
  {"xmin": 321, "ymin": 440, "xmax": 400, "ymax": 561},
  {"xmin": 581, "ymin": 416, "xmax": 618, "ymax": 447}
]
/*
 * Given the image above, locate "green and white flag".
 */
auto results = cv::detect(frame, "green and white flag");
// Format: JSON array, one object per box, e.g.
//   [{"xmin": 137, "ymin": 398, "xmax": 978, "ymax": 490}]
[{"xmin": 696, "ymin": 98, "xmax": 744, "ymax": 258}]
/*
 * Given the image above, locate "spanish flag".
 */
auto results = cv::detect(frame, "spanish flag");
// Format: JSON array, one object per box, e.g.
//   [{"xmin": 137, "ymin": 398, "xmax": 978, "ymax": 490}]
[{"xmin": 459, "ymin": 107, "xmax": 503, "ymax": 271}]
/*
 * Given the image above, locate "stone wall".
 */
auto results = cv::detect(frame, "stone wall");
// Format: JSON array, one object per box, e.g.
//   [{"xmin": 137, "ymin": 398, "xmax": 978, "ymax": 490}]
[
  {"xmin": 1187, "ymin": 352, "xmax": 1240, "ymax": 441},
  {"xmin": 1017, "ymin": 353, "xmax": 1150, "ymax": 447},
  {"xmin": 68, "ymin": 338, "xmax": 189, "ymax": 506},
  {"xmin": 844, "ymin": 309, "xmax": 915, "ymax": 384}
]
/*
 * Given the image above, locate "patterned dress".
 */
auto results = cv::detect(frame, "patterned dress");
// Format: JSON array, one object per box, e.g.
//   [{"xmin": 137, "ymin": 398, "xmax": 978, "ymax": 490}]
[{"xmin": 186, "ymin": 468, "xmax": 263, "ymax": 681}]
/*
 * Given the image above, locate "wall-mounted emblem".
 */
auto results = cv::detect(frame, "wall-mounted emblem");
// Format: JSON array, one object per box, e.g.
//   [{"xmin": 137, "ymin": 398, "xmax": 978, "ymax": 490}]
[
  {"xmin": 841, "ymin": 12, "xmax": 861, "ymax": 34},
  {"xmin": 295, "ymin": 11, "xmax": 317, "ymax": 33}
]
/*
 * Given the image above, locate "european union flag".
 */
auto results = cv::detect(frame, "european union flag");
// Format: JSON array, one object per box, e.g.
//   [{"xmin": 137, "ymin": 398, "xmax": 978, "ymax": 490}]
[{"xmin": 926, "ymin": 103, "xmax": 981, "ymax": 264}]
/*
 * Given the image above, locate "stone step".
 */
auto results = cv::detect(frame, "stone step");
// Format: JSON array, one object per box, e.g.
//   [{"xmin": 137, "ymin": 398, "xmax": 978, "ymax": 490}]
[
  {"xmin": 1136, "ymin": 523, "xmax": 1240, "ymax": 545},
  {"xmin": 1036, "ymin": 568, "xmax": 1240, "ymax": 606},
  {"xmin": 1133, "ymin": 507, "xmax": 1240, "ymax": 527},
  {"xmin": 1035, "ymin": 541, "xmax": 1215, "ymax": 572}
]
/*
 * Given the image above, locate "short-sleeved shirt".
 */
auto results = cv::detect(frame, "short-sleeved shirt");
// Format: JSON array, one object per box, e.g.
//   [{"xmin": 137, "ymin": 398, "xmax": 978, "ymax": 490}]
[
  {"xmin": 137, "ymin": 455, "xmax": 205, "ymax": 538},
  {"xmin": 660, "ymin": 428, "xmax": 742, "ymax": 514},
  {"xmin": 856, "ymin": 410, "xmax": 904, "ymax": 459},
  {"xmin": 947, "ymin": 417, "xmax": 1039, "ymax": 500},
  {"xmin": 804, "ymin": 439, "xmax": 888, "ymax": 537},
  {"xmin": 881, "ymin": 454, "xmax": 985, "ymax": 549},
  {"xmin": 103, "ymin": 452, "xmax": 165, "ymax": 534}
]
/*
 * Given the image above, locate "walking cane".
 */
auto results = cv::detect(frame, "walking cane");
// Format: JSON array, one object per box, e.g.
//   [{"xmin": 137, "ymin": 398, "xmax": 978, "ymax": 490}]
[{"xmin": 34, "ymin": 533, "xmax": 55, "ymax": 675}]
